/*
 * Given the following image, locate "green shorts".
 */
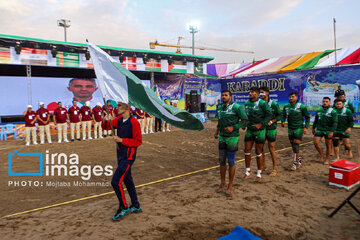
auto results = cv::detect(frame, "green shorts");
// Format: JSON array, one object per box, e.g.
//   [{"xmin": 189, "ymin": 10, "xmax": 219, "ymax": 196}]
[
  {"xmin": 288, "ymin": 128, "xmax": 303, "ymax": 140},
  {"xmin": 265, "ymin": 129, "xmax": 277, "ymax": 142},
  {"xmin": 315, "ymin": 130, "xmax": 332, "ymax": 139},
  {"xmin": 244, "ymin": 129, "xmax": 266, "ymax": 144},
  {"xmin": 333, "ymin": 131, "xmax": 350, "ymax": 139},
  {"xmin": 219, "ymin": 136, "xmax": 239, "ymax": 152}
]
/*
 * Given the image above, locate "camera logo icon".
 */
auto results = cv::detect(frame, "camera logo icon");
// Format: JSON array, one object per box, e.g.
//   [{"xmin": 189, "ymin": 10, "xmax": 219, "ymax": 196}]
[{"xmin": 8, "ymin": 150, "xmax": 43, "ymax": 176}]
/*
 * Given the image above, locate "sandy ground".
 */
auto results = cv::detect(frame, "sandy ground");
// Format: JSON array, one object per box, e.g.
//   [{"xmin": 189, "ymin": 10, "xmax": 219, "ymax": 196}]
[{"xmin": 0, "ymin": 121, "xmax": 359, "ymax": 239}]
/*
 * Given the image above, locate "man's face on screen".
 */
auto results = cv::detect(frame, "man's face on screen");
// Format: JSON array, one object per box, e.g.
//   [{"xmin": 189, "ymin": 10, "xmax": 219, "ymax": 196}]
[{"xmin": 67, "ymin": 79, "xmax": 98, "ymax": 101}]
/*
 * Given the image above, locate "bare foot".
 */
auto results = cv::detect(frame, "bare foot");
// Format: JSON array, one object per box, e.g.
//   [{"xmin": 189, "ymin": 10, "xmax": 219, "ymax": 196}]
[
  {"xmin": 243, "ymin": 171, "xmax": 252, "ymax": 180},
  {"xmin": 216, "ymin": 185, "xmax": 225, "ymax": 193},
  {"xmin": 291, "ymin": 165, "xmax": 297, "ymax": 171},
  {"xmin": 324, "ymin": 160, "xmax": 329, "ymax": 165},
  {"xmin": 270, "ymin": 169, "xmax": 277, "ymax": 177},
  {"xmin": 225, "ymin": 191, "xmax": 233, "ymax": 199},
  {"xmin": 262, "ymin": 165, "xmax": 268, "ymax": 172},
  {"xmin": 255, "ymin": 176, "xmax": 262, "ymax": 182},
  {"xmin": 349, "ymin": 151, "xmax": 353, "ymax": 159}
]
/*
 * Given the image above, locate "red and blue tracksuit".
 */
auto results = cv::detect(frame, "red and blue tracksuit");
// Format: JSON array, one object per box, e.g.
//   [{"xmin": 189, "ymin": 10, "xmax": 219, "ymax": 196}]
[{"xmin": 111, "ymin": 116, "xmax": 142, "ymax": 209}]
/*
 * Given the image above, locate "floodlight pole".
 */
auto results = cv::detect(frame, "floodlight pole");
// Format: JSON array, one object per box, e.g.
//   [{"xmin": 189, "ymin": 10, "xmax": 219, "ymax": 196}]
[
  {"xmin": 57, "ymin": 19, "xmax": 71, "ymax": 42},
  {"xmin": 189, "ymin": 26, "xmax": 199, "ymax": 55}
]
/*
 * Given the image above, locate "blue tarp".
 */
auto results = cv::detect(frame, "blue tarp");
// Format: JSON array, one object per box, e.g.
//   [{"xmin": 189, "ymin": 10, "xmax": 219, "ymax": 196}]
[{"xmin": 218, "ymin": 226, "xmax": 263, "ymax": 240}]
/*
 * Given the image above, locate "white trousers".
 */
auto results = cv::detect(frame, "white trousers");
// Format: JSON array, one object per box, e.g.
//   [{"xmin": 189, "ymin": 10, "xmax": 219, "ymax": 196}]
[
  {"xmin": 138, "ymin": 119, "xmax": 145, "ymax": 133},
  {"xmin": 25, "ymin": 127, "xmax": 37, "ymax": 144},
  {"xmin": 82, "ymin": 121, "xmax": 92, "ymax": 139},
  {"xmin": 94, "ymin": 121, "xmax": 102, "ymax": 138},
  {"xmin": 145, "ymin": 117, "xmax": 153, "ymax": 133},
  {"xmin": 70, "ymin": 122, "xmax": 81, "ymax": 140},
  {"xmin": 57, "ymin": 123, "xmax": 68, "ymax": 141},
  {"xmin": 39, "ymin": 125, "xmax": 51, "ymax": 143}
]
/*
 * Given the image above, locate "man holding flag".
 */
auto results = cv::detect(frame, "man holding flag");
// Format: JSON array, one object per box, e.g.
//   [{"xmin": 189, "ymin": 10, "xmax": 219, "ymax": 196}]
[
  {"xmin": 111, "ymin": 102, "xmax": 142, "ymax": 220},
  {"xmin": 87, "ymin": 41, "xmax": 204, "ymax": 220}
]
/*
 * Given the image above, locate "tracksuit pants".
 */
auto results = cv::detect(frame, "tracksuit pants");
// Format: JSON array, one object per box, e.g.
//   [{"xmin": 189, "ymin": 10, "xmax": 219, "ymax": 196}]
[{"xmin": 111, "ymin": 159, "xmax": 140, "ymax": 209}]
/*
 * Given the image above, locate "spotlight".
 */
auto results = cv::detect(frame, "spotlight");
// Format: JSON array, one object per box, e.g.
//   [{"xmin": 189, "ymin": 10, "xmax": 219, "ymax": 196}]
[
  {"xmin": 119, "ymin": 53, "xmax": 125, "ymax": 63},
  {"xmin": 143, "ymin": 54, "xmax": 149, "ymax": 64},
  {"xmin": 51, "ymin": 46, "xmax": 58, "ymax": 58},
  {"xmin": 168, "ymin": 56, "xmax": 174, "ymax": 65},
  {"xmin": 15, "ymin": 42, "xmax": 21, "ymax": 55},
  {"xmin": 85, "ymin": 51, "xmax": 90, "ymax": 60},
  {"xmin": 133, "ymin": 53, "xmax": 137, "ymax": 58}
]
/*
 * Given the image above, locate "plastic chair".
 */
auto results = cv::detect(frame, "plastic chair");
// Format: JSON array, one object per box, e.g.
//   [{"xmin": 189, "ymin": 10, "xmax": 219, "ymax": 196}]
[
  {"xmin": 3, "ymin": 124, "xmax": 17, "ymax": 140},
  {"xmin": 0, "ymin": 125, "xmax": 4, "ymax": 140}
]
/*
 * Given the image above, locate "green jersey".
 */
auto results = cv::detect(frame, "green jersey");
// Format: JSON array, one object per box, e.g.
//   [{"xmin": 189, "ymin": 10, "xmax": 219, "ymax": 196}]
[
  {"xmin": 313, "ymin": 107, "xmax": 338, "ymax": 132},
  {"xmin": 343, "ymin": 100, "xmax": 355, "ymax": 113},
  {"xmin": 283, "ymin": 102, "xmax": 310, "ymax": 129},
  {"xmin": 266, "ymin": 99, "xmax": 283, "ymax": 130},
  {"xmin": 335, "ymin": 107, "xmax": 354, "ymax": 132},
  {"xmin": 244, "ymin": 98, "xmax": 272, "ymax": 131},
  {"xmin": 217, "ymin": 102, "xmax": 248, "ymax": 137}
]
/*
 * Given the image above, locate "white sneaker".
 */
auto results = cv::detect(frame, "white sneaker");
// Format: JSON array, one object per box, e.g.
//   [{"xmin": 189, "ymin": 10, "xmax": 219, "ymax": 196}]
[
  {"xmin": 83, "ymin": 138, "xmax": 86, "ymax": 141},
  {"xmin": 26, "ymin": 142, "xmax": 30, "ymax": 146},
  {"xmin": 142, "ymin": 132, "xmax": 145, "ymax": 134},
  {"xmin": 40, "ymin": 141, "xmax": 45, "ymax": 145},
  {"xmin": 100, "ymin": 136, "xmax": 104, "ymax": 139},
  {"xmin": 58, "ymin": 139, "xmax": 62, "ymax": 143},
  {"xmin": 167, "ymin": 129, "xmax": 171, "ymax": 132},
  {"xmin": 150, "ymin": 131, "xmax": 154, "ymax": 134},
  {"xmin": 64, "ymin": 139, "xmax": 69, "ymax": 143},
  {"xmin": 33, "ymin": 142, "xmax": 38, "ymax": 145},
  {"xmin": 48, "ymin": 141, "xmax": 52, "ymax": 144},
  {"xmin": 162, "ymin": 129, "xmax": 165, "ymax": 132},
  {"xmin": 88, "ymin": 137, "xmax": 93, "ymax": 140}
]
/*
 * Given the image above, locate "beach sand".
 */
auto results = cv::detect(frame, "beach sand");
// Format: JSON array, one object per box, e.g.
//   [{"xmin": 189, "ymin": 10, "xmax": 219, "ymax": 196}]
[{"xmin": 0, "ymin": 121, "xmax": 359, "ymax": 239}]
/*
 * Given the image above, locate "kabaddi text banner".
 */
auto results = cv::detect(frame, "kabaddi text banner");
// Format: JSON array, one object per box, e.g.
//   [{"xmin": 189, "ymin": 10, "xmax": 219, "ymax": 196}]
[{"xmin": 221, "ymin": 64, "xmax": 360, "ymax": 126}]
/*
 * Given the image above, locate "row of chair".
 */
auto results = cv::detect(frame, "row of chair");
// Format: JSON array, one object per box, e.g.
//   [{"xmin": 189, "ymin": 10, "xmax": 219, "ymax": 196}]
[{"xmin": 0, "ymin": 124, "xmax": 17, "ymax": 140}]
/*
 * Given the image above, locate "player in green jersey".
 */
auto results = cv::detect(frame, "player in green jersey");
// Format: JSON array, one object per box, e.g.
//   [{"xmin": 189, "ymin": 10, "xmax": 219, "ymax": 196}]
[
  {"xmin": 313, "ymin": 97, "xmax": 338, "ymax": 165},
  {"xmin": 333, "ymin": 99, "xmax": 354, "ymax": 160},
  {"xmin": 337, "ymin": 93, "xmax": 355, "ymax": 113},
  {"xmin": 281, "ymin": 92, "xmax": 310, "ymax": 171},
  {"xmin": 259, "ymin": 86, "xmax": 282, "ymax": 177},
  {"xmin": 243, "ymin": 87, "xmax": 272, "ymax": 182},
  {"xmin": 215, "ymin": 90, "xmax": 248, "ymax": 196}
]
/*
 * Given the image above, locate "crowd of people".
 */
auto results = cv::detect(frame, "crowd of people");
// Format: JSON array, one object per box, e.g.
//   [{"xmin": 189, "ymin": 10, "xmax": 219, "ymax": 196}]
[
  {"xmin": 23, "ymin": 99, "xmax": 171, "ymax": 146},
  {"xmin": 215, "ymin": 86, "xmax": 359, "ymax": 197}
]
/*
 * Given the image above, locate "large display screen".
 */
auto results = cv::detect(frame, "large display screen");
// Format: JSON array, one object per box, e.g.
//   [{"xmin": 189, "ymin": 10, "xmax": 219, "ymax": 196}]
[{"xmin": 0, "ymin": 76, "xmax": 104, "ymax": 116}]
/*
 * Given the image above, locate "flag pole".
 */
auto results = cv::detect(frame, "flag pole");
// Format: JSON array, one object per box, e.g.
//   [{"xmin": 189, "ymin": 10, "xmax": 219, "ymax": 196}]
[
  {"xmin": 333, "ymin": 18, "xmax": 337, "ymax": 82},
  {"xmin": 333, "ymin": 18, "xmax": 337, "ymax": 64}
]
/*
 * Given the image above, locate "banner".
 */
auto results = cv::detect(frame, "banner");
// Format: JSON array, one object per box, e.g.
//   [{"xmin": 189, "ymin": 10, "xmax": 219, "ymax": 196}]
[
  {"xmin": 184, "ymin": 78, "xmax": 222, "ymax": 110},
  {"xmin": 155, "ymin": 74, "xmax": 185, "ymax": 108},
  {"xmin": 221, "ymin": 64, "xmax": 360, "ymax": 126},
  {"xmin": 0, "ymin": 47, "xmax": 11, "ymax": 63}
]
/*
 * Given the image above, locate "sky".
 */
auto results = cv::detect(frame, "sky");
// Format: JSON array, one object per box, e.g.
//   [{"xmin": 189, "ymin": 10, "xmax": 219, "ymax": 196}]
[{"xmin": 0, "ymin": 0, "xmax": 359, "ymax": 63}]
